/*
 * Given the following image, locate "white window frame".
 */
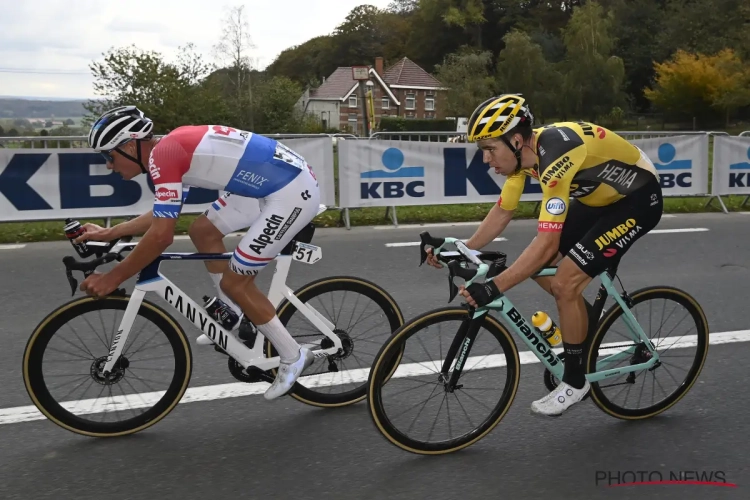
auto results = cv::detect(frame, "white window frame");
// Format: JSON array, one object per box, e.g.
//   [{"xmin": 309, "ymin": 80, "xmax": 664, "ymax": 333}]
[
  {"xmin": 349, "ymin": 95, "xmax": 357, "ymax": 108},
  {"xmin": 382, "ymin": 97, "xmax": 390, "ymax": 109},
  {"xmin": 405, "ymin": 95, "xmax": 416, "ymax": 110},
  {"xmin": 425, "ymin": 98, "xmax": 435, "ymax": 111}
]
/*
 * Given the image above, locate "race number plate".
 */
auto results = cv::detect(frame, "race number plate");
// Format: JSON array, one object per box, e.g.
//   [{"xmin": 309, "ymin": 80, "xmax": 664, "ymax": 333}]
[{"xmin": 293, "ymin": 242, "xmax": 322, "ymax": 264}]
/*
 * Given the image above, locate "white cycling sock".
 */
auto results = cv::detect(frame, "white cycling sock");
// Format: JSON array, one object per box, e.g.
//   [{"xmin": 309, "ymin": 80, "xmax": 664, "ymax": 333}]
[
  {"xmin": 257, "ymin": 316, "xmax": 300, "ymax": 363},
  {"xmin": 209, "ymin": 272, "xmax": 243, "ymax": 317}
]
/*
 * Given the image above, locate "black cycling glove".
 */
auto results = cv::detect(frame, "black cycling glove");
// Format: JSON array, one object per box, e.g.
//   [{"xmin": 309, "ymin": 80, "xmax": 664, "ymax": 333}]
[{"xmin": 465, "ymin": 279, "xmax": 502, "ymax": 307}]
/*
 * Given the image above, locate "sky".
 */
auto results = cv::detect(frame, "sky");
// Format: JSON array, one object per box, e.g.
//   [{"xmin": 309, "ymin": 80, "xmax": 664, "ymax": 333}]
[{"xmin": 0, "ymin": 0, "xmax": 394, "ymax": 100}]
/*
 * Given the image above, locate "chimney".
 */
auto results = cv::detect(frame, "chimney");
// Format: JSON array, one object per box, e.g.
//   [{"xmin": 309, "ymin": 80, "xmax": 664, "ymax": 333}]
[{"xmin": 375, "ymin": 57, "xmax": 384, "ymax": 76}]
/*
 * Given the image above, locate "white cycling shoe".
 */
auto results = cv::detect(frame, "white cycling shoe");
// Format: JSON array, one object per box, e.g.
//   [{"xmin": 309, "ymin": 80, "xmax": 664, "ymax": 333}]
[
  {"xmin": 264, "ymin": 347, "xmax": 315, "ymax": 400},
  {"xmin": 530, "ymin": 380, "xmax": 590, "ymax": 417}
]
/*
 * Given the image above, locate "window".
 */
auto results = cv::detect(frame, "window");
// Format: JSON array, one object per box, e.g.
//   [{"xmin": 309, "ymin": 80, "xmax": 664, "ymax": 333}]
[
  {"xmin": 382, "ymin": 97, "xmax": 390, "ymax": 109},
  {"xmin": 425, "ymin": 98, "xmax": 435, "ymax": 111},
  {"xmin": 406, "ymin": 94, "xmax": 416, "ymax": 110},
  {"xmin": 349, "ymin": 95, "xmax": 357, "ymax": 108},
  {"xmin": 348, "ymin": 113, "xmax": 359, "ymax": 133}
]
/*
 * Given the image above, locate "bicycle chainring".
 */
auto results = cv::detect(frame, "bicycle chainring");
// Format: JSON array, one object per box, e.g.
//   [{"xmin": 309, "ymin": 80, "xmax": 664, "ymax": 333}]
[{"xmin": 227, "ymin": 357, "xmax": 274, "ymax": 384}]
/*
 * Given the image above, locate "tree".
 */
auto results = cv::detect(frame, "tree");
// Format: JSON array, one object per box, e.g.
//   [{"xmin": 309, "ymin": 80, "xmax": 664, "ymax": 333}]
[
  {"xmin": 645, "ymin": 49, "xmax": 750, "ymax": 126},
  {"xmin": 441, "ymin": 0, "xmax": 487, "ymax": 50},
  {"xmin": 606, "ymin": 0, "xmax": 666, "ymax": 111},
  {"xmin": 85, "ymin": 44, "xmax": 230, "ymax": 132},
  {"xmin": 558, "ymin": 1, "xmax": 626, "ymax": 120},
  {"xmin": 657, "ymin": 0, "xmax": 750, "ymax": 62},
  {"xmin": 434, "ymin": 48, "xmax": 496, "ymax": 116},
  {"xmin": 265, "ymin": 36, "xmax": 336, "ymax": 87},
  {"xmin": 212, "ymin": 5, "xmax": 256, "ymax": 129},
  {"xmin": 251, "ymin": 76, "xmax": 309, "ymax": 133},
  {"xmin": 495, "ymin": 29, "xmax": 562, "ymax": 123}
]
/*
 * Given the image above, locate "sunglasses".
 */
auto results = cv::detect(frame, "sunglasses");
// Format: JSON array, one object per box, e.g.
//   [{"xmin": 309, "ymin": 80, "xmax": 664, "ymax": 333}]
[{"xmin": 99, "ymin": 139, "xmax": 133, "ymax": 164}]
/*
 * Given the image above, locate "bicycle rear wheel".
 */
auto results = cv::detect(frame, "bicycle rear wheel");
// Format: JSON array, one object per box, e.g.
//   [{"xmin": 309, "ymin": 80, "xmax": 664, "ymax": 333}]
[
  {"xmin": 587, "ymin": 286, "xmax": 709, "ymax": 419},
  {"xmin": 367, "ymin": 307, "xmax": 520, "ymax": 455},
  {"xmin": 268, "ymin": 276, "xmax": 404, "ymax": 407},
  {"xmin": 23, "ymin": 295, "xmax": 192, "ymax": 437}
]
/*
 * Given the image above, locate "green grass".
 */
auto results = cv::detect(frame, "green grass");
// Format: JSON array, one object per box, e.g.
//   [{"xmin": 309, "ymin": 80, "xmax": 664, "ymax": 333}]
[{"xmin": 0, "ymin": 195, "xmax": 746, "ymax": 245}]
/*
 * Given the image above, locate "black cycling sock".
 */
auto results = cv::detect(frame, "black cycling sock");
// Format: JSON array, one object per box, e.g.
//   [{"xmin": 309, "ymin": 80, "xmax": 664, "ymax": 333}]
[{"xmin": 562, "ymin": 341, "xmax": 586, "ymax": 389}]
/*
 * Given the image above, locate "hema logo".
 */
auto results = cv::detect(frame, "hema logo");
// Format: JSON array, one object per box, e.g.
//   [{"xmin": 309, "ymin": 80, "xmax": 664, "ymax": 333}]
[{"xmin": 360, "ymin": 147, "xmax": 425, "ymax": 199}]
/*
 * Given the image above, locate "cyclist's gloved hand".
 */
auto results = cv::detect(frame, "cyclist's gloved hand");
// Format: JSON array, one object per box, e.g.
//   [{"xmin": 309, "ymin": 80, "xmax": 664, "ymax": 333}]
[{"xmin": 463, "ymin": 279, "xmax": 502, "ymax": 308}]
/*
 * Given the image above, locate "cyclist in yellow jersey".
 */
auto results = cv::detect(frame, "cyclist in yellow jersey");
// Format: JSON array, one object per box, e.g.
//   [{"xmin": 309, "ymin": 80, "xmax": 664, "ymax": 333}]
[{"xmin": 425, "ymin": 94, "xmax": 663, "ymax": 416}]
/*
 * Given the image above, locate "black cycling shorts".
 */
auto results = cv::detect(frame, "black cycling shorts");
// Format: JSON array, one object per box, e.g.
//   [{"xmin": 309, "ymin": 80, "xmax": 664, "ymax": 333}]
[{"xmin": 558, "ymin": 175, "xmax": 663, "ymax": 278}]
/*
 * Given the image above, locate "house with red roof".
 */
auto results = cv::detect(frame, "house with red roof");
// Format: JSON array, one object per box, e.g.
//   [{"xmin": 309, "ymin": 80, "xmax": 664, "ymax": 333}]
[{"xmin": 295, "ymin": 56, "xmax": 448, "ymax": 135}]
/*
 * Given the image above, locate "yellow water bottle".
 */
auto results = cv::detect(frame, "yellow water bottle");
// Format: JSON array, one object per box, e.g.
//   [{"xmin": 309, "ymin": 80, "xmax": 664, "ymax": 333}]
[{"xmin": 532, "ymin": 311, "xmax": 562, "ymax": 347}]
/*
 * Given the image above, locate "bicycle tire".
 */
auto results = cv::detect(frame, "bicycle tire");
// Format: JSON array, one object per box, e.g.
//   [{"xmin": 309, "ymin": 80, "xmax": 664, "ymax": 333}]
[
  {"xmin": 23, "ymin": 295, "xmax": 193, "ymax": 437},
  {"xmin": 267, "ymin": 276, "xmax": 405, "ymax": 407},
  {"xmin": 587, "ymin": 286, "xmax": 709, "ymax": 420},
  {"xmin": 367, "ymin": 307, "xmax": 521, "ymax": 455}
]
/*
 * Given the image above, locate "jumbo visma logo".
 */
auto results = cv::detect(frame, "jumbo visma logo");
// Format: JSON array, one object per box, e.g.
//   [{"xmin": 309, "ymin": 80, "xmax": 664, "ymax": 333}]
[
  {"xmin": 360, "ymin": 148, "xmax": 424, "ymax": 199},
  {"xmin": 594, "ymin": 218, "xmax": 642, "ymax": 251}
]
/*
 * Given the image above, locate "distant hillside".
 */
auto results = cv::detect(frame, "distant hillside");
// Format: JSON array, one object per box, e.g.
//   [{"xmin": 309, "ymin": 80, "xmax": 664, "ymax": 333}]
[{"xmin": 0, "ymin": 98, "xmax": 90, "ymax": 119}]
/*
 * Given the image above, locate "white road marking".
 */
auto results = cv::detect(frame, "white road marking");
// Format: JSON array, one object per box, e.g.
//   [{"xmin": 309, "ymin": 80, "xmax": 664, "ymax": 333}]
[
  {"xmin": 650, "ymin": 228, "xmax": 709, "ymax": 234},
  {"xmin": 0, "ymin": 244, "xmax": 26, "ymax": 250},
  {"xmin": 374, "ymin": 216, "xmax": 678, "ymax": 229},
  {"xmin": 1, "ymin": 329, "xmax": 746, "ymax": 427},
  {"xmin": 172, "ymin": 233, "xmax": 245, "ymax": 241},
  {"xmin": 384, "ymin": 228, "xmax": 709, "ymax": 247},
  {"xmin": 374, "ymin": 221, "xmax": 482, "ymax": 230},
  {"xmin": 386, "ymin": 237, "xmax": 508, "ymax": 248}
]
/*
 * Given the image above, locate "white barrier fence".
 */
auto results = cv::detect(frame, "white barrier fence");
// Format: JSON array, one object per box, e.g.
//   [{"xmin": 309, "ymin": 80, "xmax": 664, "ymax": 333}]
[
  {"xmin": 0, "ymin": 136, "xmax": 336, "ymax": 222},
  {"xmin": 711, "ymin": 136, "xmax": 750, "ymax": 197},
  {"xmin": 1, "ymin": 131, "xmax": 748, "ymax": 226},
  {"xmin": 339, "ymin": 134, "xmax": 712, "ymax": 218}
]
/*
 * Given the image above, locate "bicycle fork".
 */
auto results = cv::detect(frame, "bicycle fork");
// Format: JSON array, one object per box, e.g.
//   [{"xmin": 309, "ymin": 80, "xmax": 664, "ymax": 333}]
[{"xmin": 439, "ymin": 310, "xmax": 486, "ymax": 392}]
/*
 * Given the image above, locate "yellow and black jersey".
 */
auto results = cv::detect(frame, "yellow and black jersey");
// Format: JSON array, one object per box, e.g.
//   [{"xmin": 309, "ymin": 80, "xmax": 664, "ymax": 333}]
[{"xmin": 497, "ymin": 121, "xmax": 659, "ymax": 232}]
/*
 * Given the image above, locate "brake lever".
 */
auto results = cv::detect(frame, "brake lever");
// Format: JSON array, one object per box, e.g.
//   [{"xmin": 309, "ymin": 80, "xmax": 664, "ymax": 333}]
[
  {"xmin": 419, "ymin": 231, "xmax": 447, "ymax": 266},
  {"xmin": 62, "ymin": 253, "xmax": 118, "ymax": 296},
  {"xmin": 447, "ymin": 260, "xmax": 489, "ymax": 303}
]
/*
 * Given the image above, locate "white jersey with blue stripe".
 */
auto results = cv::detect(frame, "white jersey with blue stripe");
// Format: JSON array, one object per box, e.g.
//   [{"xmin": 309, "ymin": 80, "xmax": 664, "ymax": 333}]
[{"xmin": 147, "ymin": 125, "xmax": 315, "ymax": 218}]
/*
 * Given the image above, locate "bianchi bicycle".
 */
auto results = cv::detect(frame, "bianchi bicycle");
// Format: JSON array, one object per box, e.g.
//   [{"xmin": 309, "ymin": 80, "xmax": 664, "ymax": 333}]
[
  {"xmin": 22, "ymin": 205, "xmax": 405, "ymax": 438},
  {"xmin": 366, "ymin": 232, "xmax": 709, "ymax": 455}
]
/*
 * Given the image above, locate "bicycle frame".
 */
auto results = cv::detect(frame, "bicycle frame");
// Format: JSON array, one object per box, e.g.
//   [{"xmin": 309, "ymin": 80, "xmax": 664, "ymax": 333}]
[
  {"xmin": 471, "ymin": 267, "xmax": 660, "ymax": 383},
  {"xmin": 101, "ymin": 241, "xmax": 341, "ymax": 376},
  {"xmin": 423, "ymin": 234, "xmax": 661, "ymax": 387}
]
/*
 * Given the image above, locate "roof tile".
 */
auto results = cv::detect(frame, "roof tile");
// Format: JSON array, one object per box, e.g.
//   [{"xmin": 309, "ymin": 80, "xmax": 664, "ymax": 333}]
[
  {"xmin": 309, "ymin": 67, "xmax": 359, "ymax": 99},
  {"xmin": 383, "ymin": 57, "xmax": 442, "ymax": 88}
]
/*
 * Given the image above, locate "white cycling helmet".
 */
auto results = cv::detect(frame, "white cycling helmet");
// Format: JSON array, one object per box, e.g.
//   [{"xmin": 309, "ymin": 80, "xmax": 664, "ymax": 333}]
[{"xmin": 88, "ymin": 105, "xmax": 154, "ymax": 172}]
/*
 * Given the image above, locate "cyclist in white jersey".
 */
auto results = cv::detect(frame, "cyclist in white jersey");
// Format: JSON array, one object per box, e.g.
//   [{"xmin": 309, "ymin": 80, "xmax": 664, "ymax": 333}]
[{"xmin": 75, "ymin": 105, "xmax": 320, "ymax": 400}]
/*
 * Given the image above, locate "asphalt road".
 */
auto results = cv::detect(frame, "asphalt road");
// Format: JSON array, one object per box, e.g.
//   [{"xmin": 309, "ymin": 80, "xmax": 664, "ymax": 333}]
[{"xmin": 1, "ymin": 212, "xmax": 749, "ymax": 499}]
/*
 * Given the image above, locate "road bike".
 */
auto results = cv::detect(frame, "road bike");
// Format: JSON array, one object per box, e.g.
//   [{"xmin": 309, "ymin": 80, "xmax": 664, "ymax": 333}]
[
  {"xmin": 22, "ymin": 206, "xmax": 405, "ymax": 437},
  {"xmin": 366, "ymin": 232, "xmax": 709, "ymax": 455}
]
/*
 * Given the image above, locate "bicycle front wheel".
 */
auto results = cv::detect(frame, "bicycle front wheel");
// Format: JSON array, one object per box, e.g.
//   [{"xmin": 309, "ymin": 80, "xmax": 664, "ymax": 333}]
[
  {"xmin": 587, "ymin": 286, "xmax": 709, "ymax": 420},
  {"xmin": 23, "ymin": 295, "xmax": 192, "ymax": 437},
  {"xmin": 268, "ymin": 276, "xmax": 404, "ymax": 408},
  {"xmin": 367, "ymin": 307, "xmax": 520, "ymax": 455}
]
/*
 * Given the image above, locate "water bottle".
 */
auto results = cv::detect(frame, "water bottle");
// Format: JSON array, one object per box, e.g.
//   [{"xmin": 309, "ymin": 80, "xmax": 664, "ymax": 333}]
[
  {"xmin": 532, "ymin": 311, "xmax": 563, "ymax": 347},
  {"xmin": 63, "ymin": 218, "xmax": 92, "ymax": 258},
  {"xmin": 203, "ymin": 295, "xmax": 240, "ymax": 331}
]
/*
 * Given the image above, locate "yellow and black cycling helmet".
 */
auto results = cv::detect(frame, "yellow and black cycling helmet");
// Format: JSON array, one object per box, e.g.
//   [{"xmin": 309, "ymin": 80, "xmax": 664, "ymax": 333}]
[{"xmin": 467, "ymin": 94, "xmax": 534, "ymax": 172}]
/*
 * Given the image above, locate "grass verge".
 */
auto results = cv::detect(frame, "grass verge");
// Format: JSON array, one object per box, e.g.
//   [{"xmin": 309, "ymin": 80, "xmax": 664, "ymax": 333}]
[{"xmin": 0, "ymin": 195, "xmax": 745, "ymax": 245}]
